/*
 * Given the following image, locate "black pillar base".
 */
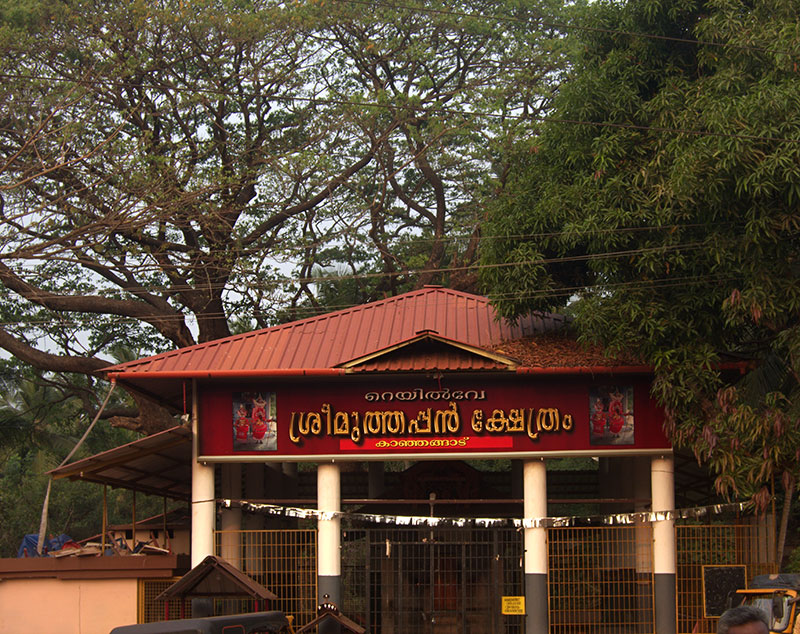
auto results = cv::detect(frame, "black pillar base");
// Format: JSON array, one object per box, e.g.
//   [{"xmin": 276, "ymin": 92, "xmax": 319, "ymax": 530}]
[
  {"xmin": 525, "ymin": 573, "xmax": 548, "ymax": 634},
  {"xmin": 318, "ymin": 575, "xmax": 342, "ymax": 634},
  {"xmin": 654, "ymin": 572, "xmax": 677, "ymax": 634}
]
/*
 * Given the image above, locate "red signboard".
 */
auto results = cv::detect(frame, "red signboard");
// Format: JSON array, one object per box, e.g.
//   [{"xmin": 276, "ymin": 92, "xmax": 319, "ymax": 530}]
[{"xmin": 198, "ymin": 375, "xmax": 670, "ymax": 460}]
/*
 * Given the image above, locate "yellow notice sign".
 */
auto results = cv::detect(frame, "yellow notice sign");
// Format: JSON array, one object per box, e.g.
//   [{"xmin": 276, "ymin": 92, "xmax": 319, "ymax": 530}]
[{"xmin": 501, "ymin": 596, "xmax": 526, "ymax": 615}]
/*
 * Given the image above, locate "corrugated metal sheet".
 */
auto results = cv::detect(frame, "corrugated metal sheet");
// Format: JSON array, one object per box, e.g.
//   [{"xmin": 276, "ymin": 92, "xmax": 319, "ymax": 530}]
[
  {"xmin": 106, "ymin": 287, "xmax": 566, "ymax": 377},
  {"xmin": 48, "ymin": 426, "xmax": 191, "ymax": 500}
]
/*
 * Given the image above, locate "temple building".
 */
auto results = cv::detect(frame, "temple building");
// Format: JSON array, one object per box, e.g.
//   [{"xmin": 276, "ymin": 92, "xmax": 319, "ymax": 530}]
[{"xmin": 1, "ymin": 287, "xmax": 775, "ymax": 634}]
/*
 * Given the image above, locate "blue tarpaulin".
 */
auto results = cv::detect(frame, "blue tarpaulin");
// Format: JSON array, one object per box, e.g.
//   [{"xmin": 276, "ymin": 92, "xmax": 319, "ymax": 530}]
[{"xmin": 17, "ymin": 533, "xmax": 74, "ymax": 557}]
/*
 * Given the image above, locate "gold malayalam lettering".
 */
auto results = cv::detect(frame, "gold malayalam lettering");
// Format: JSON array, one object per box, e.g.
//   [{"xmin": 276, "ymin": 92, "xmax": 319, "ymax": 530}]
[
  {"xmin": 333, "ymin": 411, "xmax": 350, "ymax": 436},
  {"xmin": 470, "ymin": 409, "xmax": 484, "ymax": 433},
  {"xmin": 486, "ymin": 409, "xmax": 507, "ymax": 433},
  {"xmin": 507, "ymin": 409, "xmax": 525, "ymax": 432},
  {"xmin": 433, "ymin": 402, "xmax": 460, "ymax": 434},
  {"xmin": 287, "ymin": 402, "xmax": 573, "ymax": 446},
  {"xmin": 308, "ymin": 411, "xmax": 322, "ymax": 435},
  {"xmin": 537, "ymin": 408, "xmax": 560, "ymax": 432},
  {"xmin": 408, "ymin": 408, "xmax": 432, "ymax": 434},
  {"xmin": 469, "ymin": 406, "xmax": 576, "ymax": 443},
  {"xmin": 289, "ymin": 412, "xmax": 302, "ymax": 444},
  {"xmin": 526, "ymin": 408, "xmax": 539, "ymax": 440}
]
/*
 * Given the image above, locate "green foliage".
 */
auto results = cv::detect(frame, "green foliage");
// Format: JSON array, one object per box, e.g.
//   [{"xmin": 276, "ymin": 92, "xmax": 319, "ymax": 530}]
[
  {"xmin": 0, "ymin": 0, "xmax": 570, "ymax": 423},
  {"xmin": 0, "ymin": 368, "xmax": 163, "ymax": 557},
  {"xmin": 0, "ymin": 451, "xmax": 164, "ymax": 558},
  {"xmin": 0, "ymin": 0, "xmax": 573, "ymax": 550},
  {"xmin": 482, "ymin": 0, "xmax": 800, "ymax": 506},
  {"xmin": 784, "ymin": 545, "xmax": 800, "ymax": 573}
]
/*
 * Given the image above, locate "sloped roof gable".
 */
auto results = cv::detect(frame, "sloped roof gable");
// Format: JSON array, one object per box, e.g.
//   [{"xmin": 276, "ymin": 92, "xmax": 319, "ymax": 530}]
[
  {"xmin": 156, "ymin": 555, "xmax": 277, "ymax": 601},
  {"xmin": 105, "ymin": 287, "xmax": 564, "ymax": 377},
  {"xmin": 339, "ymin": 330, "xmax": 519, "ymax": 372}
]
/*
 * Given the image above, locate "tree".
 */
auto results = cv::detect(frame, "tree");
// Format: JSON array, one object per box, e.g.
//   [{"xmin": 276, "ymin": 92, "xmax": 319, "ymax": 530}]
[
  {"xmin": 481, "ymin": 0, "xmax": 800, "ymax": 560},
  {"xmin": 0, "ymin": 365, "xmax": 162, "ymax": 557},
  {"xmin": 0, "ymin": 0, "xmax": 567, "ymax": 432}
]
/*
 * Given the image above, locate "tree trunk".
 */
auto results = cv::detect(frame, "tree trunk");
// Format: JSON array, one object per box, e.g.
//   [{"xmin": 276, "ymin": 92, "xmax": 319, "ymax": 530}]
[{"xmin": 36, "ymin": 479, "xmax": 52, "ymax": 555}]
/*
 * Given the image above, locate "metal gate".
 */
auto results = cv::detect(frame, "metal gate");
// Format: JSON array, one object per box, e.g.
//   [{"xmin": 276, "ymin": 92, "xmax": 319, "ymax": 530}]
[
  {"xmin": 208, "ymin": 519, "xmax": 774, "ymax": 633},
  {"xmin": 548, "ymin": 525, "xmax": 655, "ymax": 634},
  {"xmin": 341, "ymin": 527, "xmax": 524, "ymax": 634}
]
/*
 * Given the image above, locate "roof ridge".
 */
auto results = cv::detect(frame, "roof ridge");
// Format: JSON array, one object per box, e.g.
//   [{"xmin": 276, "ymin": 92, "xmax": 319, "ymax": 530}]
[{"xmin": 105, "ymin": 288, "xmax": 491, "ymax": 371}]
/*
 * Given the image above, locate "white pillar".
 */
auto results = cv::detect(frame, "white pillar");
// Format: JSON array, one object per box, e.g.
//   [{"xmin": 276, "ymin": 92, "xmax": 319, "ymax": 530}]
[
  {"xmin": 191, "ymin": 380, "xmax": 216, "ymax": 568},
  {"xmin": 523, "ymin": 458, "xmax": 548, "ymax": 634},
  {"xmin": 652, "ymin": 455, "xmax": 676, "ymax": 634},
  {"xmin": 219, "ymin": 463, "xmax": 242, "ymax": 568},
  {"xmin": 317, "ymin": 462, "xmax": 341, "ymax": 607}
]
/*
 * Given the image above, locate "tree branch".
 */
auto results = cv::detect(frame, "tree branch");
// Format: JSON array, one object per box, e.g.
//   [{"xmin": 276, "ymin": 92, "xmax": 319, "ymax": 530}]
[{"xmin": 0, "ymin": 327, "xmax": 110, "ymax": 375}]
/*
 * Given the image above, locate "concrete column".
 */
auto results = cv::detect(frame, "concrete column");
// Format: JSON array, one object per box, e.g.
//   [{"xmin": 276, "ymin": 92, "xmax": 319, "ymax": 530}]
[
  {"xmin": 317, "ymin": 462, "xmax": 342, "ymax": 608},
  {"xmin": 652, "ymin": 455, "xmax": 676, "ymax": 634},
  {"xmin": 634, "ymin": 457, "xmax": 653, "ymax": 573},
  {"xmin": 523, "ymin": 459, "xmax": 548, "ymax": 634},
  {"xmin": 219, "ymin": 463, "xmax": 242, "ymax": 568},
  {"xmin": 191, "ymin": 380, "xmax": 216, "ymax": 568}
]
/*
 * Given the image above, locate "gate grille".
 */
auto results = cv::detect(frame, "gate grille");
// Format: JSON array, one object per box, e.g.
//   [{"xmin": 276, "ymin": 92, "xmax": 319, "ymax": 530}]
[
  {"xmin": 206, "ymin": 521, "xmax": 775, "ymax": 633},
  {"xmin": 342, "ymin": 527, "xmax": 523, "ymax": 634},
  {"xmin": 548, "ymin": 525, "xmax": 654, "ymax": 634},
  {"xmin": 214, "ymin": 528, "xmax": 317, "ymax": 627},
  {"xmin": 676, "ymin": 519, "xmax": 777, "ymax": 633},
  {"xmin": 138, "ymin": 578, "xmax": 190, "ymax": 623}
]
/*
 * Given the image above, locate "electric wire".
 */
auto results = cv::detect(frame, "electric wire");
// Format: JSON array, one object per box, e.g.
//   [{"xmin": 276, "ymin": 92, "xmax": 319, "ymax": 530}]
[
  {"xmin": 324, "ymin": 0, "xmax": 789, "ymax": 56},
  {"xmin": 0, "ymin": 271, "xmax": 747, "ymax": 330},
  {"xmin": 0, "ymin": 3, "xmax": 796, "ymax": 336},
  {"xmin": 3, "ymin": 70, "xmax": 799, "ymax": 145},
  {"xmin": 0, "ymin": 235, "xmax": 737, "ymax": 295}
]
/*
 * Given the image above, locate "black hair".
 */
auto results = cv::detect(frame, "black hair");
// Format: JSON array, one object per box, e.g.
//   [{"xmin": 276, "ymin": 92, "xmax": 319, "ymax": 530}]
[{"xmin": 717, "ymin": 606, "xmax": 769, "ymax": 634}]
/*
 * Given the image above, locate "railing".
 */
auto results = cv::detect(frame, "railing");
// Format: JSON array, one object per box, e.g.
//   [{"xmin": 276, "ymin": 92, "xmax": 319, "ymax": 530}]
[
  {"xmin": 341, "ymin": 526, "xmax": 524, "ymax": 634},
  {"xmin": 138, "ymin": 577, "xmax": 190, "ymax": 623},
  {"xmin": 134, "ymin": 517, "xmax": 780, "ymax": 632}
]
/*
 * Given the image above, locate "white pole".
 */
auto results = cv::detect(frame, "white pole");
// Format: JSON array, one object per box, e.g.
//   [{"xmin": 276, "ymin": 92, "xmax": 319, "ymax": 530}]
[
  {"xmin": 317, "ymin": 462, "xmax": 341, "ymax": 607},
  {"xmin": 191, "ymin": 379, "xmax": 216, "ymax": 567},
  {"xmin": 652, "ymin": 455, "xmax": 676, "ymax": 634},
  {"xmin": 523, "ymin": 458, "xmax": 548, "ymax": 634}
]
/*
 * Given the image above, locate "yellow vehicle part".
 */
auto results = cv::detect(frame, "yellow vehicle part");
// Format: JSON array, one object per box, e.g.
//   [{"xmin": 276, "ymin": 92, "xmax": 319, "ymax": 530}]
[{"xmin": 735, "ymin": 588, "xmax": 799, "ymax": 634}]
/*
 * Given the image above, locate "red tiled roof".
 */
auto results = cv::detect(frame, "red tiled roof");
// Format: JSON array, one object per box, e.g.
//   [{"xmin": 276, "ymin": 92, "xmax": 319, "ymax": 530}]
[
  {"xmin": 105, "ymin": 287, "xmax": 566, "ymax": 377},
  {"xmin": 104, "ymin": 287, "xmax": 651, "ymax": 408},
  {"xmin": 491, "ymin": 333, "xmax": 644, "ymax": 368}
]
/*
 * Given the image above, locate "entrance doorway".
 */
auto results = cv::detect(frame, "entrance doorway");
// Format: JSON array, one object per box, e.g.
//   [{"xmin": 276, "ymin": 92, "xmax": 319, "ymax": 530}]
[{"xmin": 342, "ymin": 527, "xmax": 523, "ymax": 634}]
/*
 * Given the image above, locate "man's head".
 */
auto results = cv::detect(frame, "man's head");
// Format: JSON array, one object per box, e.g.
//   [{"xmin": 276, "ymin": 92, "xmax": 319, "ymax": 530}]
[{"xmin": 717, "ymin": 606, "xmax": 770, "ymax": 634}]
